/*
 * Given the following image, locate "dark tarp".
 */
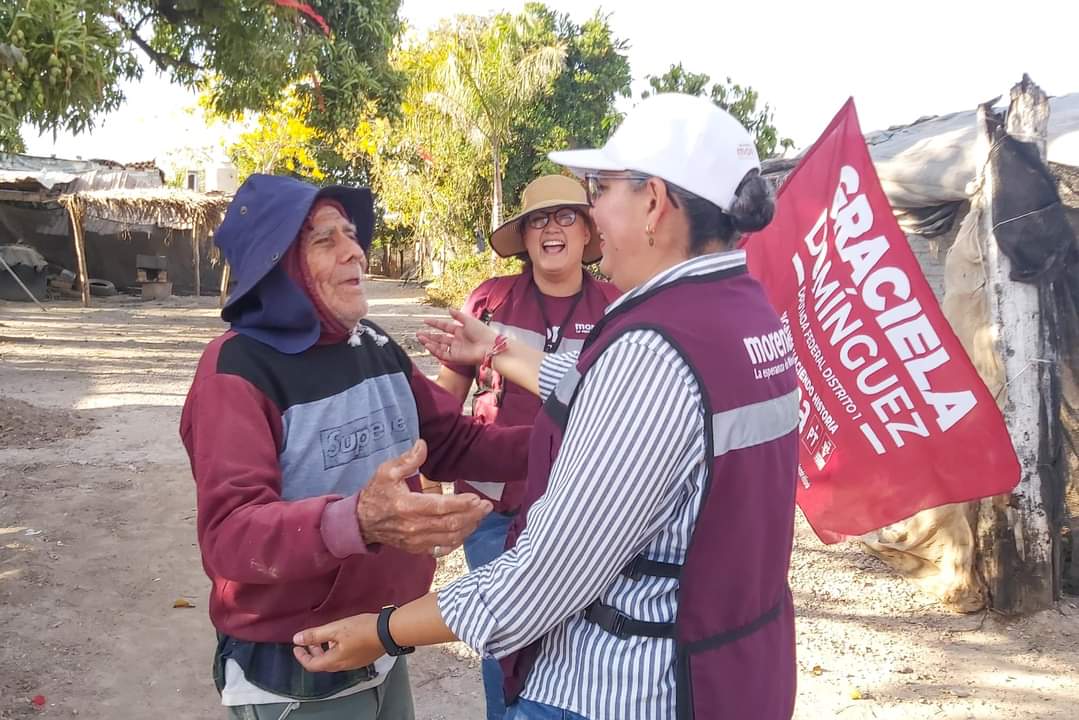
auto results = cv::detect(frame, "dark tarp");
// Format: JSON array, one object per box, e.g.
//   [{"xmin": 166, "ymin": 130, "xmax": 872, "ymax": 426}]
[{"xmin": 0, "ymin": 202, "xmax": 223, "ymax": 295}]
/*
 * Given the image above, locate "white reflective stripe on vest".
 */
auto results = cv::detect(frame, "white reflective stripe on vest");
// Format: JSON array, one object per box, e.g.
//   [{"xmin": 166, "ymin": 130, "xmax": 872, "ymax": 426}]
[
  {"xmin": 490, "ymin": 321, "xmax": 585, "ymax": 355},
  {"xmin": 464, "ymin": 324, "xmax": 580, "ymax": 503},
  {"xmin": 465, "ymin": 320, "xmax": 541, "ymax": 503},
  {"xmin": 712, "ymin": 389, "xmax": 800, "ymax": 456}
]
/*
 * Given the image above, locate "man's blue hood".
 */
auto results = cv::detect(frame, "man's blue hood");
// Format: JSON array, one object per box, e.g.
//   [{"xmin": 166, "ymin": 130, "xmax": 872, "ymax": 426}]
[{"xmin": 216, "ymin": 174, "xmax": 374, "ymax": 354}]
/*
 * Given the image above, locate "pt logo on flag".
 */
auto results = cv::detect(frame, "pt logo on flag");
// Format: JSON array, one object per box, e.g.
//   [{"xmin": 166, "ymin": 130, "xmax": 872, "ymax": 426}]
[{"xmin": 741, "ymin": 99, "xmax": 1019, "ymax": 541}]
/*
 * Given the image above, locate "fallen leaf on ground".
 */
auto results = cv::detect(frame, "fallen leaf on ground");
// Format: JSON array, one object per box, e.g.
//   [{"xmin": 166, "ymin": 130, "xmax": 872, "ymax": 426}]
[{"xmin": 172, "ymin": 598, "xmax": 194, "ymax": 608}]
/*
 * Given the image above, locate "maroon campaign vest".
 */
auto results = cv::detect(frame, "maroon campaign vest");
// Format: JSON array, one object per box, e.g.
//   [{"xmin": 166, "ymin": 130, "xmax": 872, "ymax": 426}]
[
  {"xmin": 454, "ymin": 270, "xmax": 618, "ymax": 511},
  {"xmin": 501, "ymin": 265, "xmax": 800, "ymax": 719}
]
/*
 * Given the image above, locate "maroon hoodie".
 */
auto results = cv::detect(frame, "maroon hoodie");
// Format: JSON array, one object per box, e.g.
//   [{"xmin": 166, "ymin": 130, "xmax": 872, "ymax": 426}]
[{"xmin": 181, "ymin": 232, "xmax": 529, "ymax": 642}]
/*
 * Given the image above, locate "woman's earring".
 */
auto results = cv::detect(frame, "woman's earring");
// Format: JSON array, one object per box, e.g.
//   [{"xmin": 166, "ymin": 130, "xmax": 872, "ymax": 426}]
[{"xmin": 646, "ymin": 223, "xmax": 655, "ymax": 247}]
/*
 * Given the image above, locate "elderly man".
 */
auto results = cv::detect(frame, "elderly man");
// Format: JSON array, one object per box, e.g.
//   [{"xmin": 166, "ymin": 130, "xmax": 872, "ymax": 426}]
[{"xmin": 180, "ymin": 175, "xmax": 528, "ymax": 720}]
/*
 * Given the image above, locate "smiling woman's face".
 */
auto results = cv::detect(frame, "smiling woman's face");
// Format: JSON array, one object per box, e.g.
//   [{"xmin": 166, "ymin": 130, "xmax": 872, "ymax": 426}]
[
  {"xmin": 521, "ymin": 205, "xmax": 590, "ymax": 279},
  {"xmin": 302, "ymin": 205, "xmax": 368, "ymax": 325}
]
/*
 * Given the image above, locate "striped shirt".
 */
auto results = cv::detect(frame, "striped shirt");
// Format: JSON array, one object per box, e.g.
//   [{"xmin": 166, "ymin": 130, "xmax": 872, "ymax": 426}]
[{"xmin": 439, "ymin": 251, "xmax": 749, "ymax": 720}]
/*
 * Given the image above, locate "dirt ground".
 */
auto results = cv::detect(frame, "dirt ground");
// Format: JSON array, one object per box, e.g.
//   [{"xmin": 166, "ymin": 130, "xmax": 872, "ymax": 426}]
[{"xmin": 1, "ymin": 278, "xmax": 1077, "ymax": 720}]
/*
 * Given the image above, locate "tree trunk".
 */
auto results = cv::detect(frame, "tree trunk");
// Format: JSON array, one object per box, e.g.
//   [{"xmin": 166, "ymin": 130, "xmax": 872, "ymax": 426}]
[
  {"xmin": 490, "ymin": 141, "xmax": 504, "ymax": 272},
  {"xmin": 491, "ymin": 140, "xmax": 504, "ymax": 233},
  {"xmin": 976, "ymin": 76, "xmax": 1055, "ymax": 614}
]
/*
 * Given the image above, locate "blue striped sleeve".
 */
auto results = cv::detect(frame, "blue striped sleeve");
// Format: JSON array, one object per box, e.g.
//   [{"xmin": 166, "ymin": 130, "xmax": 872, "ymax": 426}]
[{"xmin": 537, "ymin": 350, "xmax": 579, "ymax": 403}]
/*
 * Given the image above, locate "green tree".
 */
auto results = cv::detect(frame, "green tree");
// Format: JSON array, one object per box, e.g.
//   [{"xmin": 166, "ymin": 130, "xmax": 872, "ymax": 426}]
[
  {"xmin": 642, "ymin": 62, "xmax": 793, "ymax": 158},
  {"xmin": 424, "ymin": 13, "xmax": 565, "ymax": 231},
  {"xmin": 1, "ymin": 0, "xmax": 139, "ymax": 151},
  {"xmin": 502, "ymin": 4, "xmax": 631, "ymax": 206},
  {"xmin": 240, "ymin": 4, "xmax": 627, "ymax": 290},
  {"xmin": 211, "ymin": 23, "xmax": 486, "ymax": 277},
  {"xmin": 355, "ymin": 5, "xmax": 628, "ymax": 287},
  {"xmin": 354, "ymin": 30, "xmax": 490, "ymax": 277},
  {"xmin": 181, "ymin": 0, "xmax": 403, "ymax": 131},
  {"xmin": 222, "ymin": 90, "xmax": 326, "ymax": 180},
  {"xmin": 0, "ymin": 0, "xmax": 402, "ymax": 151}
]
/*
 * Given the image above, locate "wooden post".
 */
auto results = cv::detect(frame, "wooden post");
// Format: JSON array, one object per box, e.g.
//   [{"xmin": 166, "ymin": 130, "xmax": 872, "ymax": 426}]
[
  {"xmin": 976, "ymin": 76, "xmax": 1055, "ymax": 614},
  {"xmin": 0, "ymin": 255, "xmax": 48, "ymax": 311},
  {"xmin": 65, "ymin": 199, "xmax": 91, "ymax": 307},
  {"xmin": 219, "ymin": 262, "xmax": 231, "ymax": 308},
  {"xmin": 192, "ymin": 219, "xmax": 202, "ymax": 298}
]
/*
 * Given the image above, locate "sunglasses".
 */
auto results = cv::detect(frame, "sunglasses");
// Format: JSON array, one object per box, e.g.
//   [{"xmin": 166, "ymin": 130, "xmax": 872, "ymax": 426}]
[
  {"xmin": 526, "ymin": 207, "xmax": 579, "ymax": 230},
  {"xmin": 584, "ymin": 172, "xmax": 682, "ymax": 209}
]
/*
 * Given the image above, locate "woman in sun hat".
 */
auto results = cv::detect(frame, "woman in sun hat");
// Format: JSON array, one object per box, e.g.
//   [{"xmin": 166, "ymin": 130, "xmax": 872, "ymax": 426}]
[
  {"xmin": 292, "ymin": 94, "xmax": 800, "ymax": 720},
  {"xmin": 433, "ymin": 174, "xmax": 619, "ymax": 719}
]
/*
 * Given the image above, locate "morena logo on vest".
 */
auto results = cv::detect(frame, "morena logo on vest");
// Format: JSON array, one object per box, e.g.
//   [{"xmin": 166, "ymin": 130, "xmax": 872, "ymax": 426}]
[{"xmin": 742, "ymin": 327, "xmax": 795, "ymax": 366}]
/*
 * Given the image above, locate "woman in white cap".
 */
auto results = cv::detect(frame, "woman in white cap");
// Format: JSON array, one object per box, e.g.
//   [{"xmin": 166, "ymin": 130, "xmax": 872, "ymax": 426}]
[
  {"xmin": 433, "ymin": 174, "xmax": 619, "ymax": 720},
  {"xmin": 292, "ymin": 94, "xmax": 801, "ymax": 720}
]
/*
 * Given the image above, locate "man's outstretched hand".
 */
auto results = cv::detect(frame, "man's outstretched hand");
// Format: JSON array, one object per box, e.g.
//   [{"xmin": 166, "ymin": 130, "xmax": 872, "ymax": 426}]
[{"xmin": 357, "ymin": 439, "xmax": 493, "ymax": 556}]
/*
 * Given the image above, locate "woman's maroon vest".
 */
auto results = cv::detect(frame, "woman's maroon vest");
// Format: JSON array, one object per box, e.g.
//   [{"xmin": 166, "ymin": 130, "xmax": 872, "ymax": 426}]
[{"xmin": 501, "ymin": 265, "xmax": 800, "ymax": 719}]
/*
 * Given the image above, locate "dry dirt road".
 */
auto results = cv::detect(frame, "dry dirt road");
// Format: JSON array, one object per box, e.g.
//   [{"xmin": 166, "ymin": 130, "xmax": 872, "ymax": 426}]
[{"xmin": 1, "ymin": 279, "xmax": 1077, "ymax": 720}]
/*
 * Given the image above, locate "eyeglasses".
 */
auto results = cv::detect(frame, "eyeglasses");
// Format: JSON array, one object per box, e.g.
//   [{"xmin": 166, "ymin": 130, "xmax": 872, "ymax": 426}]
[
  {"xmin": 526, "ymin": 207, "xmax": 579, "ymax": 230},
  {"xmin": 584, "ymin": 172, "xmax": 682, "ymax": 209}
]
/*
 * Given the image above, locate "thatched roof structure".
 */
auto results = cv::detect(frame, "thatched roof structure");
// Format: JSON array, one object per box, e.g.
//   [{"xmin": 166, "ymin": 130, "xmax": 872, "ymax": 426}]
[
  {"xmin": 59, "ymin": 188, "xmax": 231, "ymax": 232},
  {"xmin": 1, "ymin": 152, "xmax": 232, "ymax": 238},
  {"xmin": 57, "ymin": 188, "xmax": 231, "ymax": 261},
  {"xmin": 0, "ymin": 154, "xmax": 235, "ymax": 305},
  {"xmin": 50, "ymin": 188, "xmax": 232, "ymax": 305}
]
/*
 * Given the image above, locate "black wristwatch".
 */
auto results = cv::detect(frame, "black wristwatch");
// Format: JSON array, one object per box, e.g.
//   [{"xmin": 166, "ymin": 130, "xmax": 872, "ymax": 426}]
[{"xmin": 377, "ymin": 605, "xmax": 415, "ymax": 657}]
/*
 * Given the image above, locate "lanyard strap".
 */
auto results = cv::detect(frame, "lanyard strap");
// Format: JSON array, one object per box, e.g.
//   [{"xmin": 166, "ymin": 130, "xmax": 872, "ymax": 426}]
[{"xmin": 533, "ymin": 279, "xmax": 584, "ymax": 352}]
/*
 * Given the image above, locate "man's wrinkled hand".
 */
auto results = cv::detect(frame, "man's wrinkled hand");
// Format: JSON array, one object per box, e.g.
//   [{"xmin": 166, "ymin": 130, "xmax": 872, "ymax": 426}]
[{"xmin": 357, "ymin": 439, "xmax": 493, "ymax": 555}]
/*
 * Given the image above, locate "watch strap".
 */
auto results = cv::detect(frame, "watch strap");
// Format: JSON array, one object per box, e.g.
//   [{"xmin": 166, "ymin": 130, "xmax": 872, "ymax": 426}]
[{"xmin": 376, "ymin": 605, "xmax": 415, "ymax": 657}]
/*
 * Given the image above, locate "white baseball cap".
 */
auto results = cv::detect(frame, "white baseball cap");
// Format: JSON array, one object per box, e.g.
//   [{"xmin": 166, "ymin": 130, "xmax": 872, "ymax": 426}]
[{"xmin": 548, "ymin": 93, "xmax": 761, "ymax": 213}]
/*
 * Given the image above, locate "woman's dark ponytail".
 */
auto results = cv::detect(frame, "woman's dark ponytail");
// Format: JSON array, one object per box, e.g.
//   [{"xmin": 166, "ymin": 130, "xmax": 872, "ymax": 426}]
[
  {"xmin": 727, "ymin": 170, "xmax": 775, "ymax": 234},
  {"xmin": 671, "ymin": 169, "xmax": 776, "ymax": 254}
]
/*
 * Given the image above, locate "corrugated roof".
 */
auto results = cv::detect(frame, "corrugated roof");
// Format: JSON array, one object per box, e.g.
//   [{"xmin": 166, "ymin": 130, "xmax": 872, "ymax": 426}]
[{"xmin": 0, "ymin": 152, "xmax": 165, "ymax": 193}]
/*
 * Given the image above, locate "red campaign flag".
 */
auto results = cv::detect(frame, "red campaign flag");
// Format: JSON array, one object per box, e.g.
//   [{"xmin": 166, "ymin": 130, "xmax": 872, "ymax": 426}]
[{"xmin": 740, "ymin": 99, "xmax": 1019, "ymax": 542}]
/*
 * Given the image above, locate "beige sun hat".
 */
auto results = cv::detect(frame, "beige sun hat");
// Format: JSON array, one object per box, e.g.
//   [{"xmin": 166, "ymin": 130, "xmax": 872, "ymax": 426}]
[{"xmin": 489, "ymin": 174, "xmax": 602, "ymax": 264}]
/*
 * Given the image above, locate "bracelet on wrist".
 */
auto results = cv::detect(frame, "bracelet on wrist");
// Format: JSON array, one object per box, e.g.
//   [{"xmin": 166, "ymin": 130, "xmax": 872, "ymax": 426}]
[{"xmin": 479, "ymin": 333, "xmax": 509, "ymax": 375}]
